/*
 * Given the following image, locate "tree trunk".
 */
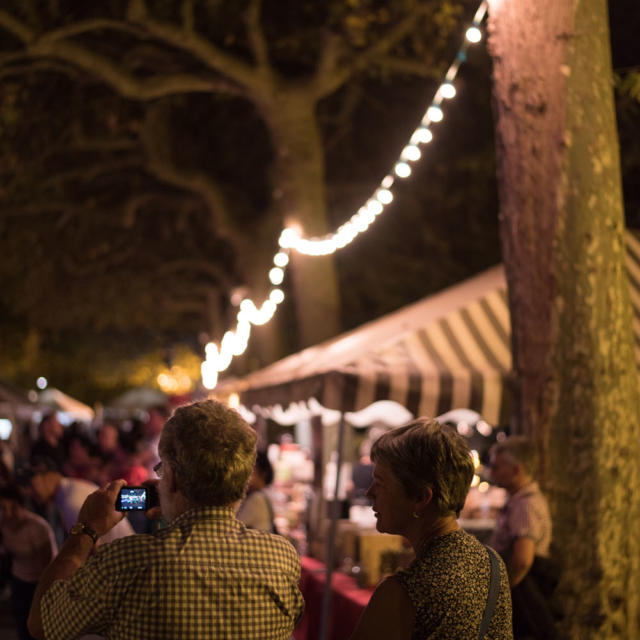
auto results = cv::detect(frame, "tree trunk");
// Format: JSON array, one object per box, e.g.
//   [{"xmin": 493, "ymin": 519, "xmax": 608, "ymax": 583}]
[
  {"xmin": 261, "ymin": 89, "xmax": 341, "ymax": 349},
  {"xmin": 488, "ymin": 0, "xmax": 640, "ymax": 637}
]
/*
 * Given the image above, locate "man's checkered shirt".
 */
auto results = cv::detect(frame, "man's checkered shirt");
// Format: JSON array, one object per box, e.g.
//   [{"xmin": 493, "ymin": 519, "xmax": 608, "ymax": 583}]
[{"xmin": 41, "ymin": 506, "xmax": 304, "ymax": 639}]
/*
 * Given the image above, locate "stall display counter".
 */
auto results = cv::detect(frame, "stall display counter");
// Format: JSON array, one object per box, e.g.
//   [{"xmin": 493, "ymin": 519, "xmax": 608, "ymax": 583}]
[{"xmin": 294, "ymin": 556, "xmax": 373, "ymax": 640}]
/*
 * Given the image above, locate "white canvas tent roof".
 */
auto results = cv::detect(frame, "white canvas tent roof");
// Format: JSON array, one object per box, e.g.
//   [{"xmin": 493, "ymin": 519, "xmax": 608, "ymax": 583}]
[{"xmin": 223, "ymin": 230, "xmax": 640, "ymax": 427}]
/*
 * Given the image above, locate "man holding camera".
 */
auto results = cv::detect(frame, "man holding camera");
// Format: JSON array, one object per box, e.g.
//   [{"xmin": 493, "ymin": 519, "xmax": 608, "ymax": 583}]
[{"xmin": 27, "ymin": 400, "xmax": 304, "ymax": 640}]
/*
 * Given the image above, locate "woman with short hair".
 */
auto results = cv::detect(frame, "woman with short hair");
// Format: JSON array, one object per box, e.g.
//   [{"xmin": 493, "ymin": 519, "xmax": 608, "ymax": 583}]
[{"xmin": 350, "ymin": 418, "xmax": 513, "ymax": 640}]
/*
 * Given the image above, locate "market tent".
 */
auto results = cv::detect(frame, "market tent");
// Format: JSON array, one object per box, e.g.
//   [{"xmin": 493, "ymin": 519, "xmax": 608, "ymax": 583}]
[
  {"xmin": 38, "ymin": 388, "xmax": 95, "ymax": 423},
  {"xmin": 110, "ymin": 387, "xmax": 168, "ymax": 411},
  {"xmin": 226, "ymin": 265, "xmax": 510, "ymax": 424},
  {"xmin": 225, "ymin": 230, "xmax": 640, "ymax": 426}
]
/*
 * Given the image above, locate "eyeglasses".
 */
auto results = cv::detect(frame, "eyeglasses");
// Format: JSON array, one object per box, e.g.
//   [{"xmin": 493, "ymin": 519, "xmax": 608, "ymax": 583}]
[{"xmin": 153, "ymin": 461, "xmax": 163, "ymax": 478}]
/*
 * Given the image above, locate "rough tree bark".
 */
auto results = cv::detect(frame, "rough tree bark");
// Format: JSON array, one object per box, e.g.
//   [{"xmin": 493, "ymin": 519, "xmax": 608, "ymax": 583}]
[{"xmin": 488, "ymin": 0, "xmax": 640, "ymax": 637}]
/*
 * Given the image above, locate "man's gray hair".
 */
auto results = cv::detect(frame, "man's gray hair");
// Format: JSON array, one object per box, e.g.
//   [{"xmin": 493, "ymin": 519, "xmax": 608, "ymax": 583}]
[
  {"xmin": 159, "ymin": 399, "xmax": 257, "ymax": 506},
  {"xmin": 491, "ymin": 436, "xmax": 536, "ymax": 476}
]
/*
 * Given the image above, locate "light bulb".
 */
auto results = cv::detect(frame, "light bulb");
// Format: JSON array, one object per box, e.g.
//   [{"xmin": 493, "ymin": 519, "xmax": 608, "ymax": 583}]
[
  {"xmin": 466, "ymin": 26, "xmax": 482, "ymax": 43},
  {"xmin": 440, "ymin": 82, "xmax": 456, "ymax": 99},
  {"xmin": 269, "ymin": 267, "xmax": 284, "ymax": 285},
  {"xmin": 273, "ymin": 251, "xmax": 289, "ymax": 267},
  {"xmin": 395, "ymin": 162, "xmax": 411, "ymax": 178},
  {"xmin": 366, "ymin": 199, "xmax": 383, "ymax": 215},
  {"xmin": 270, "ymin": 289, "xmax": 285, "ymax": 304},
  {"xmin": 401, "ymin": 145, "xmax": 421, "ymax": 162},
  {"xmin": 411, "ymin": 127, "xmax": 433, "ymax": 145},
  {"xmin": 427, "ymin": 105, "xmax": 443, "ymax": 122},
  {"xmin": 376, "ymin": 188, "xmax": 393, "ymax": 205},
  {"xmin": 381, "ymin": 175, "xmax": 395, "ymax": 189},
  {"xmin": 279, "ymin": 228, "xmax": 298, "ymax": 248}
]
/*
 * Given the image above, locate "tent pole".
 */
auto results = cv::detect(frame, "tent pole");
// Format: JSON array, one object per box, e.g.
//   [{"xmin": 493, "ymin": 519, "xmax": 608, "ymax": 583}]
[{"xmin": 319, "ymin": 412, "xmax": 346, "ymax": 640}]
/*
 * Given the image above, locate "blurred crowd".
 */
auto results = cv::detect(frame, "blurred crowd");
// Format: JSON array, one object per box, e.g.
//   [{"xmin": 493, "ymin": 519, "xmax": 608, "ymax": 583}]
[{"xmin": 0, "ymin": 406, "xmax": 170, "ymax": 640}]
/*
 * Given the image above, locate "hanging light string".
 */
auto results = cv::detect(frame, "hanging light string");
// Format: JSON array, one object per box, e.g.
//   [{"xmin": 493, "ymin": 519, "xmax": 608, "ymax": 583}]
[{"xmin": 201, "ymin": 0, "xmax": 488, "ymax": 390}]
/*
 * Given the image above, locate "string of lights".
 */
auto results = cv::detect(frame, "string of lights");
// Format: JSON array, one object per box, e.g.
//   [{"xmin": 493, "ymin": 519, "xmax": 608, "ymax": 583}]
[{"xmin": 200, "ymin": 0, "xmax": 489, "ymax": 390}]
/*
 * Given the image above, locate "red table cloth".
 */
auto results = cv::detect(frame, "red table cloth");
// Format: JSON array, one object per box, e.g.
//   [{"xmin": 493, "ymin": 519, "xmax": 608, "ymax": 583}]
[{"xmin": 294, "ymin": 556, "xmax": 374, "ymax": 640}]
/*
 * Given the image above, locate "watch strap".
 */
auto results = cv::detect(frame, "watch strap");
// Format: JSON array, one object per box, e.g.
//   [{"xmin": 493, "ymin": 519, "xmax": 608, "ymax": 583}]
[{"xmin": 70, "ymin": 522, "xmax": 98, "ymax": 544}]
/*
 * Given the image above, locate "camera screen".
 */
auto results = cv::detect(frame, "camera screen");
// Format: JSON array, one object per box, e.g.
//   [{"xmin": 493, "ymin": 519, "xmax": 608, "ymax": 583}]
[{"xmin": 118, "ymin": 487, "xmax": 147, "ymax": 510}]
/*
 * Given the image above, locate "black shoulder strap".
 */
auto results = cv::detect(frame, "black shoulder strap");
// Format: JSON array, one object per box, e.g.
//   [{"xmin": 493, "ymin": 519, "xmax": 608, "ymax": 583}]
[{"xmin": 478, "ymin": 545, "xmax": 501, "ymax": 640}]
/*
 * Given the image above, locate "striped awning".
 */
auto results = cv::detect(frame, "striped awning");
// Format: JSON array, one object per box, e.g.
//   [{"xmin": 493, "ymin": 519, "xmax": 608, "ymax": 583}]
[{"xmin": 226, "ymin": 230, "xmax": 640, "ymax": 426}]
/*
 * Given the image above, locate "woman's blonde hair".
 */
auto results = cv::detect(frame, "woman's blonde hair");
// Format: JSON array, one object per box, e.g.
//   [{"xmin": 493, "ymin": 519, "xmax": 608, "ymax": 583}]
[{"xmin": 371, "ymin": 417, "xmax": 474, "ymax": 516}]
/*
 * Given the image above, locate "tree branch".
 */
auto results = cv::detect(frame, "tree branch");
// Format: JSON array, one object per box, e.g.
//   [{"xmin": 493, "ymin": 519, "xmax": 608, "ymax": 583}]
[
  {"xmin": 131, "ymin": 13, "xmax": 261, "ymax": 90},
  {"xmin": 182, "ymin": 0, "xmax": 194, "ymax": 32},
  {"xmin": 0, "ymin": 10, "xmax": 35, "ymax": 44},
  {"xmin": 314, "ymin": 8, "xmax": 429, "ymax": 97},
  {"xmin": 0, "ymin": 11, "xmax": 246, "ymax": 99},
  {"xmin": 373, "ymin": 55, "xmax": 444, "ymax": 78},
  {"xmin": 38, "ymin": 19, "xmax": 146, "ymax": 43},
  {"xmin": 245, "ymin": 0, "xmax": 270, "ymax": 70}
]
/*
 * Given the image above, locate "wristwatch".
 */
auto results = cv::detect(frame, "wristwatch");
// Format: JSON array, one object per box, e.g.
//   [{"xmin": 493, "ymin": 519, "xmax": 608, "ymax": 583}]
[{"xmin": 69, "ymin": 522, "xmax": 98, "ymax": 544}]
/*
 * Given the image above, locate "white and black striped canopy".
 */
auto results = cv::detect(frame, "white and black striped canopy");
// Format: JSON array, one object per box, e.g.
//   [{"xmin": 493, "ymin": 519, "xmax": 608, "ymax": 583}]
[{"xmin": 228, "ymin": 231, "xmax": 640, "ymax": 426}]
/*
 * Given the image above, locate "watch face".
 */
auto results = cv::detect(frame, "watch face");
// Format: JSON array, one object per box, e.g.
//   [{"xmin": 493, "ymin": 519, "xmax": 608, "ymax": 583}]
[{"xmin": 71, "ymin": 523, "xmax": 96, "ymax": 542}]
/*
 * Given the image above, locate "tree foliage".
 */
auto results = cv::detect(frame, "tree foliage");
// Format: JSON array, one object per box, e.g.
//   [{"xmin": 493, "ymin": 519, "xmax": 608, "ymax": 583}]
[{"xmin": 0, "ymin": 0, "xmax": 506, "ymax": 399}]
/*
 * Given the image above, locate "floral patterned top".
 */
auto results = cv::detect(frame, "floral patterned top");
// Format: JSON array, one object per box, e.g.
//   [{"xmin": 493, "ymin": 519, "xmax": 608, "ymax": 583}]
[{"xmin": 394, "ymin": 529, "xmax": 513, "ymax": 639}]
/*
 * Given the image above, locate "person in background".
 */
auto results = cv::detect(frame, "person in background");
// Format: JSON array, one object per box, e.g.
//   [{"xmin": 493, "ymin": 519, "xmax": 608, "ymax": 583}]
[
  {"xmin": 0, "ymin": 484, "xmax": 57, "ymax": 640},
  {"xmin": 27, "ymin": 399, "xmax": 303, "ymax": 640},
  {"xmin": 30, "ymin": 415, "xmax": 64, "ymax": 472},
  {"xmin": 61, "ymin": 433, "xmax": 101, "ymax": 484},
  {"xmin": 237, "ymin": 451, "xmax": 277, "ymax": 532},
  {"xmin": 488, "ymin": 436, "xmax": 555, "ymax": 639},
  {"xmin": 138, "ymin": 405, "xmax": 170, "ymax": 476},
  {"xmin": 25, "ymin": 456, "xmax": 134, "ymax": 548},
  {"xmin": 350, "ymin": 418, "xmax": 512, "ymax": 640}
]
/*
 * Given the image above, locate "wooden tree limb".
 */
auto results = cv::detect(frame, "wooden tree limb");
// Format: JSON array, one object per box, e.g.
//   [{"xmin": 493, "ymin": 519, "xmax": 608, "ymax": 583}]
[
  {"xmin": 314, "ymin": 7, "xmax": 428, "ymax": 97},
  {"xmin": 130, "ymin": 13, "xmax": 261, "ymax": 90},
  {"xmin": 245, "ymin": 0, "xmax": 270, "ymax": 70},
  {"xmin": 0, "ymin": 11, "xmax": 246, "ymax": 98},
  {"xmin": 182, "ymin": 0, "xmax": 195, "ymax": 32}
]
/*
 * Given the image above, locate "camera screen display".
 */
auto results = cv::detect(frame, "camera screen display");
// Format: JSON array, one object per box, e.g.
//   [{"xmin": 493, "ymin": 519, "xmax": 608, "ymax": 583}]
[{"xmin": 117, "ymin": 487, "xmax": 147, "ymax": 511}]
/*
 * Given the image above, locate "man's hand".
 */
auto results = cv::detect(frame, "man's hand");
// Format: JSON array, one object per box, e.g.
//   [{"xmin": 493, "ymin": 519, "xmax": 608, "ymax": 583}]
[
  {"xmin": 143, "ymin": 478, "xmax": 164, "ymax": 520},
  {"xmin": 78, "ymin": 479, "xmax": 126, "ymax": 537}
]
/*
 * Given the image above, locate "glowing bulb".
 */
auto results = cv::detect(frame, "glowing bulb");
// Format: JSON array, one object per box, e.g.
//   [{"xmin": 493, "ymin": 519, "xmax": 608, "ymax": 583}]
[
  {"xmin": 401, "ymin": 145, "xmax": 421, "ymax": 162},
  {"xmin": 376, "ymin": 189, "xmax": 393, "ymax": 205},
  {"xmin": 269, "ymin": 267, "xmax": 284, "ymax": 285},
  {"xmin": 279, "ymin": 228, "xmax": 298, "ymax": 248},
  {"xmin": 366, "ymin": 199, "xmax": 383, "ymax": 215},
  {"xmin": 270, "ymin": 289, "xmax": 285, "ymax": 304},
  {"xmin": 204, "ymin": 342, "xmax": 219, "ymax": 358},
  {"xmin": 411, "ymin": 127, "xmax": 433, "ymax": 145},
  {"xmin": 201, "ymin": 359, "xmax": 219, "ymax": 389},
  {"xmin": 395, "ymin": 162, "xmax": 411, "ymax": 178},
  {"xmin": 240, "ymin": 299, "xmax": 255, "ymax": 313},
  {"xmin": 381, "ymin": 175, "xmax": 394, "ymax": 189},
  {"xmin": 273, "ymin": 252, "xmax": 289, "ymax": 267},
  {"xmin": 427, "ymin": 105, "xmax": 443, "ymax": 122},
  {"xmin": 440, "ymin": 82, "xmax": 456, "ymax": 99},
  {"xmin": 466, "ymin": 26, "xmax": 482, "ymax": 43},
  {"xmin": 36, "ymin": 376, "xmax": 48, "ymax": 390}
]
